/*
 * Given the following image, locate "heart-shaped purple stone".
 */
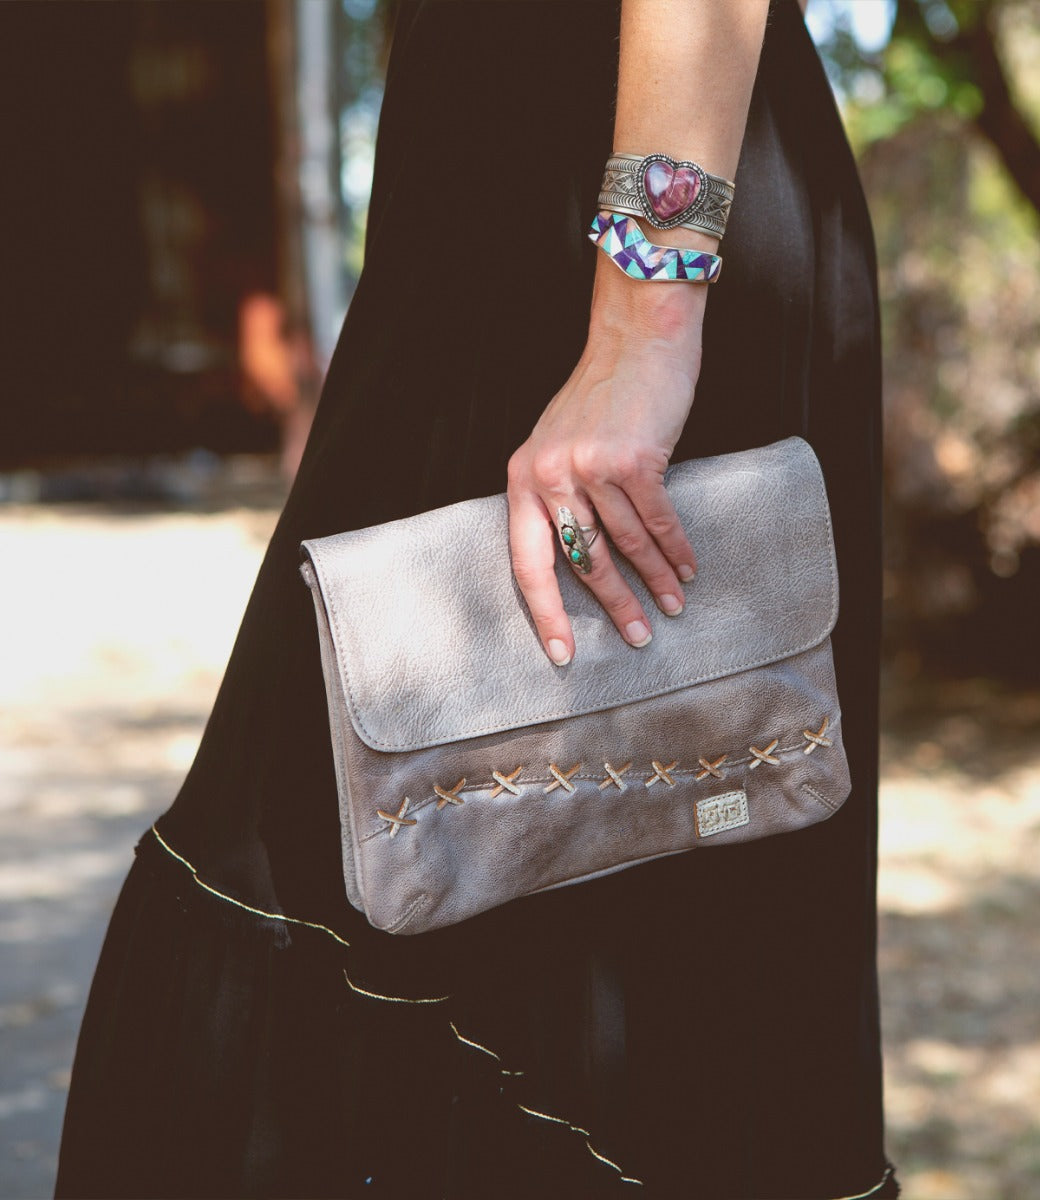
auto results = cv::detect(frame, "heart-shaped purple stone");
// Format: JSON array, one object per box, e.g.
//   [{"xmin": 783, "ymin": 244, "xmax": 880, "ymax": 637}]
[{"xmin": 643, "ymin": 159, "xmax": 700, "ymax": 222}]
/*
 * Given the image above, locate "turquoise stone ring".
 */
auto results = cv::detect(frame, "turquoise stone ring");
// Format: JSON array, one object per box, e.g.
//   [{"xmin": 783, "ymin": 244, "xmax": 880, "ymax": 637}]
[{"xmin": 555, "ymin": 506, "xmax": 599, "ymax": 575}]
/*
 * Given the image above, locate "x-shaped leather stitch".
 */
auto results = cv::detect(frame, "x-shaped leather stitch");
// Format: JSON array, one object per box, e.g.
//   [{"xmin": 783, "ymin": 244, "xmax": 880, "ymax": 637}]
[
  {"xmin": 802, "ymin": 717, "xmax": 832, "ymax": 755},
  {"xmin": 434, "ymin": 778, "xmax": 466, "ymax": 810},
  {"xmin": 695, "ymin": 754, "xmax": 728, "ymax": 780},
  {"xmin": 598, "ymin": 761, "xmax": 633, "ymax": 791},
  {"xmin": 490, "ymin": 767, "xmax": 524, "ymax": 797},
  {"xmin": 748, "ymin": 739, "xmax": 780, "ymax": 769},
  {"xmin": 645, "ymin": 760, "xmax": 678, "ymax": 788},
  {"xmin": 544, "ymin": 763, "xmax": 581, "ymax": 794},
  {"xmin": 376, "ymin": 796, "xmax": 417, "ymax": 838}
]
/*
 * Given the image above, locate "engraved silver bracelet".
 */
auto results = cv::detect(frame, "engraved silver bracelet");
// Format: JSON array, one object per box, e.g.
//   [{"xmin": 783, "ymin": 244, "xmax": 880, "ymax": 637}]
[{"xmin": 599, "ymin": 152, "xmax": 736, "ymax": 240}]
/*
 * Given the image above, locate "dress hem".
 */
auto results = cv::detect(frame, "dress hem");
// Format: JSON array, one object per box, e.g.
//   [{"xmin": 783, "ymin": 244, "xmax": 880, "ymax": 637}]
[
  {"xmin": 147, "ymin": 824, "xmax": 895, "ymax": 1199},
  {"xmin": 149, "ymin": 824, "xmax": 646, "ymax": 1188}
]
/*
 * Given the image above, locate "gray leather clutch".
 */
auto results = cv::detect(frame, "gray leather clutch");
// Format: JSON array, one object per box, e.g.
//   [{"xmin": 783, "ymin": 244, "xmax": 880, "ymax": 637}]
[{"xmin": 299, "ymin": 436, "xmax": 850, "ymax": 934}]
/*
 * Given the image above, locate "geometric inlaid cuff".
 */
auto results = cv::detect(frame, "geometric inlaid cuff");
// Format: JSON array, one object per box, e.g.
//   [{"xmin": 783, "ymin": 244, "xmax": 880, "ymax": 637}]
[
  {"xmin": 599, "ymin": 152, "xmax": 735, "ymax": 240},
  {"xmin": 588, "ymin": 211, "xmax": 723, "ymax": 283}
]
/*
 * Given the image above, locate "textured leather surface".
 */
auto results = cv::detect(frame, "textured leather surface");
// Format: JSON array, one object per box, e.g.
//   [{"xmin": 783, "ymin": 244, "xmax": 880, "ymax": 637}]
[
  {"xmin": 301, "ymin": 437, "xmax": 837, "ymax": 752},
  {"xmin": 300, "ymin": 437, "xmax": 850, "ymax": 934}
]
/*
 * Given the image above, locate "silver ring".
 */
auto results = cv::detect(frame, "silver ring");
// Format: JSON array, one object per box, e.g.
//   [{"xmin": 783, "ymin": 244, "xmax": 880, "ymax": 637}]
[{"xmin": 556, "ymin": 507, "xmax": 599, "ymax": 575}]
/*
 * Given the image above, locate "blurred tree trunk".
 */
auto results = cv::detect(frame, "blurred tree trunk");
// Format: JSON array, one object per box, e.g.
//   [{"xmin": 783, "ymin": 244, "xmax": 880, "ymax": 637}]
[
  {"xmin": 896, "ymin": 0, "xmax": 1040, "ymax": 216},
  {"xmin": 259, "ymin": 0, "xmax": 347, "ymax": 478},
  {"xmin": 265, "ymin": 0, "xmax": 309, "ymax": 361}
]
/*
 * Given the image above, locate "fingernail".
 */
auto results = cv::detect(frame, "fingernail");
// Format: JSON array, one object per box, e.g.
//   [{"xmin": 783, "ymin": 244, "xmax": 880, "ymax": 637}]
[
  {"xmin": 678, "ymin": 564, "xmax": 696, "ymax": 582},
  {"xmin": 547, "ymin": 638, "xmax": 571, "ymax": 666},
  {"xmin": 625, "ymin": 620, "xmax": 652, "ymax": 647},
  {"xmin": 658, "ymin": 593, "xmax": 684, "ymax": 616}
]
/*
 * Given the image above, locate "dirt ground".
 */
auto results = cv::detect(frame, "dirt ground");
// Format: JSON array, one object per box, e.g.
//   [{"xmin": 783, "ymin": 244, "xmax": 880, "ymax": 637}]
[
  {"xmin": 1, "ymin": 457, "xmax": 1037, "ymax": 1199},
  {"xmin": 878, "ymin": 679, "xmax": 1040, "ymax": 1199}
]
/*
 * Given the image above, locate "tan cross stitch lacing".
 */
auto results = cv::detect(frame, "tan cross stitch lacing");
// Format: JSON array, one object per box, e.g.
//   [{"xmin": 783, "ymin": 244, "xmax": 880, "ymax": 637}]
[
  {"xmin": 545, "ymin": 762, "xmax": 582, "ymax": 794},
  {"xmin": 748, "ymin": 738, "xmax": 781, "ymax": 768},
  {"xmin": 375, "ymin": 795, "xmax": 417, "ymax": 837},
  {"xmin": 802, "ymin": 716, "xmax": 833, "ymax": 754},
  {"xmin": 148, "ymin": 825, "xmax": 643, "ymax": 1186},
  {"xmin": 644, "ymin": 760, "xmax": 678, "ymax": 788},
  {"xmin": 695, "ymin": 753, "xmax": 728, "ymax": 780},
  {"xmin": 490, "ymin": 766, "xmax": 524, "ymax": 797},
  {"xmin": 434, "ymin": 778, "xmax": 466, "ymax": 809},
  {"xmin": 598, "ymin": 760, "xmax": 633, "ymax": 790},
  {"xmin": 368, "ymin": 714, "xmax": 838, "ymax": 836}
]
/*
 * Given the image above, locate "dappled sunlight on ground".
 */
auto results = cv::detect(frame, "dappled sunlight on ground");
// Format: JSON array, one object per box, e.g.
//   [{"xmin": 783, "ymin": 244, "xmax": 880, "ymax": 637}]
[
  {"xmin": 1, "ymin": 469, "xmax": 1036, "ymax": 1197},
  {"xmin": 0, "ymin": 477, "xmax": 285, "ymax": 1198},
  {"xmin": 879, "ymin": 681, "xmax": 1040, "ymax": 1199}
]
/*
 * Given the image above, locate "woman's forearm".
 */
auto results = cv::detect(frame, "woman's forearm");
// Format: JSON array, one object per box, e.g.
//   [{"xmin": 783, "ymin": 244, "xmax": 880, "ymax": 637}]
[
  {"xmin": 614, "ymin": 0, "xmax": 770, "ymax": 247},
  {"xmin": 589, "ymin": 0, "xmax": 770, "ymax": 342},
  {"xmin": 509, "ymin": 1, "xmax": 773, "ymax": 658}
]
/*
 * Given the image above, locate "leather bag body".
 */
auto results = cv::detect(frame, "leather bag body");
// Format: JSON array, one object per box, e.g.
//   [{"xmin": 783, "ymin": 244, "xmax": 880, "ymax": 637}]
[{"xmin": 300, "ymin": 437, "xmax": 850, "ymax": 934}]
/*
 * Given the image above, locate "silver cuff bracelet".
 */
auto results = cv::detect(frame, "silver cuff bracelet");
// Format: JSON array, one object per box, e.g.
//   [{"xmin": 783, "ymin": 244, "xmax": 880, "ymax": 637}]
[{"xmin": 598, "ymin": 152, "xmax": 736, "ymax": 240}]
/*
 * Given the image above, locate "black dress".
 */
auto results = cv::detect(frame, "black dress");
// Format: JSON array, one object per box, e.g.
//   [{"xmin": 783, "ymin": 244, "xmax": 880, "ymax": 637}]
[{"xmin": 56, "ymin": 3, "xmax": 896, "ymax": 1196}]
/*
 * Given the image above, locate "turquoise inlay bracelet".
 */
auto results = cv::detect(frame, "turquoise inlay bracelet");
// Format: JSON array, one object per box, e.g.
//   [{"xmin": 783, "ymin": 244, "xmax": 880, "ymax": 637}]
[{"xmin": 588, "ymin": 211, "xmax": 722, "ymax": 283}]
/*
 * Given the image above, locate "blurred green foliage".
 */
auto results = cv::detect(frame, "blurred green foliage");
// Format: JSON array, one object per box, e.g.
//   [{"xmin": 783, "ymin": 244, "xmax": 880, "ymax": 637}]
[{"xmin": 816, "ymin": 0, "xmax": 1040, "ymax": 680}]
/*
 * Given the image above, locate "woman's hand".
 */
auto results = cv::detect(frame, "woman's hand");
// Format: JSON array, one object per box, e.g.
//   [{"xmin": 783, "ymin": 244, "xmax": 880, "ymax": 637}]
[
  {"xmin": 508, "ymin": 0, "xmax": 768, "ymax": 663},
  {"xmin": 507, "ymin": 260, "xmax": 708, "ymax": 665},
  {"xmin": 505, "ymin": 0, "xmax": 769, "ymax": 664}
]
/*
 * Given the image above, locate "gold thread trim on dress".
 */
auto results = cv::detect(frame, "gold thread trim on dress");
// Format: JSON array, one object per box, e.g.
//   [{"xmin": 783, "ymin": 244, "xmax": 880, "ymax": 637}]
[
  {"xmin": 517, "ymin": 1103, "xmax": 590, "ymax": 1137},
  {"xmin": 150, "ymin": 826, "xmax": 353, "ymax": 948},
  {"xmin": 585, "ymin": 1138, "xmax": 645, "ymax": 1185},
  {"xmin": 515, "ymin": 1106, "xmax": 644, "ymax": 1186},
  {"xmin": 147, "ymin": 826, "xmax": 669, "ymax": 1186},
  {"xmin": 449, "ymin": 1021, "xmax": 501, "ymax": 1061},
  {"xmin": 832, "ymin": 1165, "xmax": 895, "ymax": 1200},
  {"xmin": 343, "ymin": 969, "xmax": 448, "ymax": 1005}
]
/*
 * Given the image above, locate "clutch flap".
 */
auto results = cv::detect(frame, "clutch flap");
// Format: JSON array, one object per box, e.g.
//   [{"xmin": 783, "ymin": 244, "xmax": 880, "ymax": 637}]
[{"xmin": 300, "ymin": 437, "xmax": 838, "ymax": 753}]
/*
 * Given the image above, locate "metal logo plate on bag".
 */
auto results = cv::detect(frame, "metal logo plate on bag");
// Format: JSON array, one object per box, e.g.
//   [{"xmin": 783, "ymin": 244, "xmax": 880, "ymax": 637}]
[{"xmin": 695, "ymin": 790, "xmax": 749, "ymax": 838}]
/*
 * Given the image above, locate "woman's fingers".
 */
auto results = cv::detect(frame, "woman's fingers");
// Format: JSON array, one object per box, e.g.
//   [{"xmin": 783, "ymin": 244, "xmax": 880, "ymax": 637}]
[
  {"xmin": 626, "ymin": 473, "xmax": 698, "ymax": 580},
  {"xmin": 508, "ymin": 482, "xmax": 658, "ymax": 660},
  {"xmin": 542, "ymin": 486, "xmax": 656, "ymax": 649},
  {"xmin": 508, "ymin": 456, "xmax": 697, "ymax": 663},
  {"xmin": 571, "ymin": 529, "xmax": 654, "ymax": 647},
  {"xmin": 507, "ymin": 488, "xmax": 574, "ymax": 665},
  {"xmin": 587, "ymin": 481, "xmax": 693, "ymax": 615}
]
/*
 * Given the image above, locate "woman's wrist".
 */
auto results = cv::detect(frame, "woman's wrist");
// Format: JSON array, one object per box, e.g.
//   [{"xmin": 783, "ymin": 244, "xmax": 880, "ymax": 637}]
[{"xmin": 587, "ymin": 240, "xmax": 708, "ymax": 349}]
